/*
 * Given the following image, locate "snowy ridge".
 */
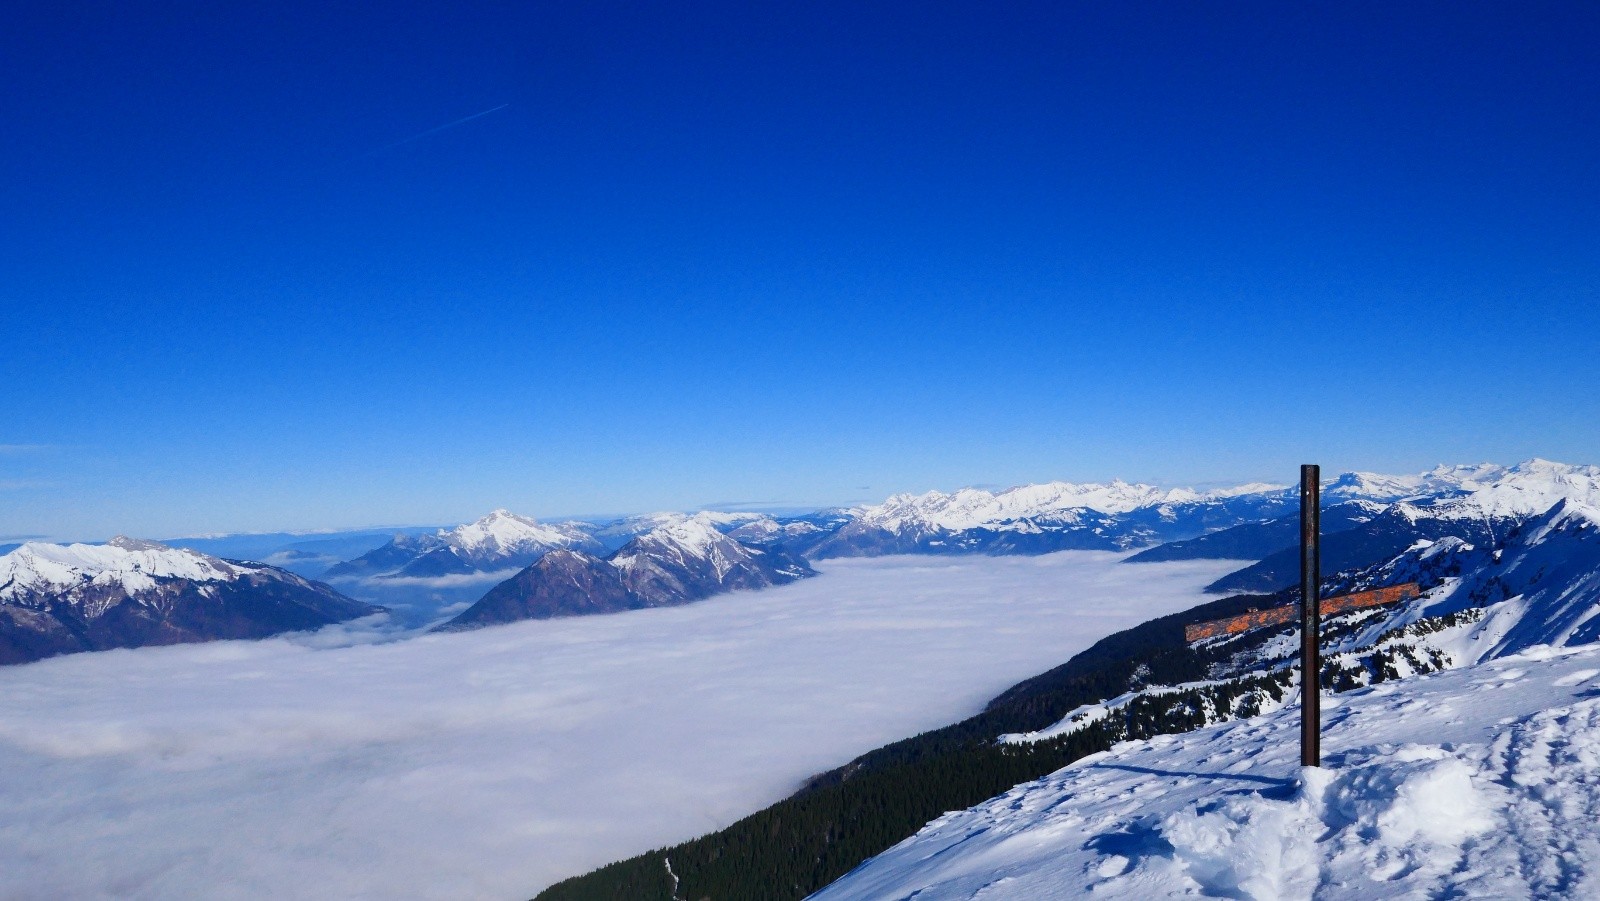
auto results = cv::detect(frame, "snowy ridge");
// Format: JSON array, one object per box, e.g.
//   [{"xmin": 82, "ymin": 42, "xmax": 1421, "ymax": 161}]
[
  {"xmin": 1322, "ymin": 462, "xmax": 1506, "ymax": 502},
  {"xmin": 854, "ymin": 481, "xmax": 1215, "ymax": 533},
  {"xmin": 0, "ymin": 537, "xmax": 376, "ymax": 665},
  {"xmin": 613, "ymin": 514, "xmax": 740, "ymax": 578},
  {"xmin": 1426, "ymin": 459, "xmax": 1600, "ymax": 521},
  {"xmin": 590, "ymin": 510, "xmax": 764, "ymax": 544},
  {"xmin": 813, "ymin": 645, "xmax": 1600, "ymax": 900},
  {"xmin": 845, "ymin": 460, "xmax": 1599, "ymax": 536},
  {"xmin": 816, "ymin": 462, "xmax": 1591, "ymax": 557},
  {"xmin": 438, "ymin": 509, "xmax": 592, "ymax": 561},
  {"xmin": 0, "ymin": 537, "xmax": 252, "ymax": 601}
]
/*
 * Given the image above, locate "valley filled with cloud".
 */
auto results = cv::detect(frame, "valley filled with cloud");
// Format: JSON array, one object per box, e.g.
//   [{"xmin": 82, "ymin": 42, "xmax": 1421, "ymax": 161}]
[{"xmin": 0, "ymin": 553, "xmax": 1234, "ymax": 899}]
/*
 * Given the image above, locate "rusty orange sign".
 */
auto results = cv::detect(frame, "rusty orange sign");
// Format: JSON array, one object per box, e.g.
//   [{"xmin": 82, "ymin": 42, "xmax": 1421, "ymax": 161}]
[{"xmin": 1184, "ymin": 582, "xmax": 1421, "ymax": 644}]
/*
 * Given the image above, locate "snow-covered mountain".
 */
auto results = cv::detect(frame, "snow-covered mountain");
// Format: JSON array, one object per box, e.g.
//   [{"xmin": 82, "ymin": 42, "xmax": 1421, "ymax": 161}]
[
  {"xmin": 0, "ymin": 537, "xmax": 378, "ymax": 665},
  {"xmin": 811, "ymin": 470, "xmax": 1600, "ymax": 899},
  {"xmin": 587, "ymin": 509, "xmax": 770, "ymax": 551},
  {"xmin": 801, "ymin": 479, "xmax": 1305, "ymax": 558},
  {"xmin": 323, "ymin": 509, "xmax": 601, "ymax": 582},
  {"xmin": 1320, "ymin": 461, "xmax": 1508, "ymax": 502},
  {"xmin": 1201, "ymin": 459, "xmax": 1600, "ymax": 593},
  {"xmin": 813, "ymin": 643, "xmax": 1600, "ymax": 900},
  {"xmin": 441, "ymin": 513, "xmax": 814, "ymax": 628},
  {"xmin": 795, "ymin": 461, "xmax": 1600, "ymax": 567}
]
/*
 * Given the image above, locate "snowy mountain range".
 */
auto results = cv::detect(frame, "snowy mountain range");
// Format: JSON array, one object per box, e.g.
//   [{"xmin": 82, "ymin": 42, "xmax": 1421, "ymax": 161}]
[
  {"xmin": 798, "ymin": 480, "xmax": 1298, "ymax": 558},
  {"xmin": 807, "ymin": 460, "xmax": 1598, "ymax": 566},
  {"xmin": 10, "ymin": 459, "xmax": 1598, "ymax": 661},
  {"xmin": 0, "ymin": 538, "xmax": 377, "ymax": 665},
  {"xmin": 440, "ymin": 513, "xmax": 814, "ymax": 628}
]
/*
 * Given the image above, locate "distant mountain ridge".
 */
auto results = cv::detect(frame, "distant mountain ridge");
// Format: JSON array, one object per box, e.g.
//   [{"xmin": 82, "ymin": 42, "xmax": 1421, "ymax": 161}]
[
  {"xmin": 15, "ymin": 459, "xmax": 1595, "ymax": 656},
  {"xmin": 799, "ymin": 480, "xmax": 1295, "ymax": 559},
  {"xmin": 1136, "ymin": 459, "xmax": 1600, "ymax": 593},
  {"xmin": 0, "ymin": 537, "xmax": 378, "ymax": 665},
  {"xmin": 317, "ymin": 460, "xmax": 1600, "ymax": 633},
  {"xmin": 324, "ymin": 509, "xmax": 602, "ymax": 582},
  {"xmin": 440, "ymin": 513, "xmax": 814, "ymax": 629}
]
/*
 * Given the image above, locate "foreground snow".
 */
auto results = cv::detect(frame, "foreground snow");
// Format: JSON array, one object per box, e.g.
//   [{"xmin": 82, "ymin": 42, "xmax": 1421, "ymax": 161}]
[
  {"xmin": 814, "ymin": 643, "xmax": 1600, "ymax": 900},
  {"xmin": 0, "ymin": 552, "xmax": 1234, "ymax": 900}
]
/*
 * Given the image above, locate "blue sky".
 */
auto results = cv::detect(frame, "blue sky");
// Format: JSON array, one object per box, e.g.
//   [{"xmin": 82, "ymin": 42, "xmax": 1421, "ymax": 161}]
[{"xmin": 3, "ymin": 1, "xmax": 1598, "ymax": 540}]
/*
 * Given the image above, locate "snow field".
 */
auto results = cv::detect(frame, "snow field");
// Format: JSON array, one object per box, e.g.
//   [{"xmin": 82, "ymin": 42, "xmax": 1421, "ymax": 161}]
[{"xmin": 814, "ymin": 644, "xmax": 1600, "ymax": 900}]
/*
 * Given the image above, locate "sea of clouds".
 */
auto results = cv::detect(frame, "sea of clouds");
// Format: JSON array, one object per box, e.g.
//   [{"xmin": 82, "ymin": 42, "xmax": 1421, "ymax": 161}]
[{"xmin": 0, "ymin": 552, "xmax": 1239, "ymax": 899}]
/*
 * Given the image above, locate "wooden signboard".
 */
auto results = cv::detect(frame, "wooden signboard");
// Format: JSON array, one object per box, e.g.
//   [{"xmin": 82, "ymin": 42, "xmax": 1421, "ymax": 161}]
[{"xmin": 1183, "ymin": 582, "xmax": 1422, "ymax": 644}]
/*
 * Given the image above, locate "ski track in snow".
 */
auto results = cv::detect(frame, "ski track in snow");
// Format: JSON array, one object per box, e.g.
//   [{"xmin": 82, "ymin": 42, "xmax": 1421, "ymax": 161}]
[
  {"xmin": 0, "ymin": 552, "xmax": 1236, "ymax": 900},
  {"xmin": 813, "ymin": 644, "xmax": 1600, "ymax": 901}
]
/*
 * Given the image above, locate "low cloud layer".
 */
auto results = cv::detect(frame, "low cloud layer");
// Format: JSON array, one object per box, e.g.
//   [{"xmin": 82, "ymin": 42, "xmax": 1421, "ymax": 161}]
[
  {"xmin": 368, "ymin": 567, "xmax": 524, "ymax": 589},
  {"xmin": 0, "ymin": 552, "xmax": 1237, "ymax": 899}
]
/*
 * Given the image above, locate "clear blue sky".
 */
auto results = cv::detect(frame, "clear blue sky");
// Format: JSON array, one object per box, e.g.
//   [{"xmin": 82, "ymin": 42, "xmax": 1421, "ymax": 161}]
[{"xmin": 3, "ymin": 1, "xmax": 1597, "ymax": 540}]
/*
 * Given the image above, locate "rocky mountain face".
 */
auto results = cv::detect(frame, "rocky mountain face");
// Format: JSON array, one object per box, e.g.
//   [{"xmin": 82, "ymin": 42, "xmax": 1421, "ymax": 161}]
[
  {"xmin": 0, "ymin": 537, "xmax": 379, "ymax": 665},
  {"xmin": 439, "ymin": 514, "xmax": 814, "ymax": 629},
  {"xmin": 323, "ymin": 509, "xmax": 602, "ymax": 582}
]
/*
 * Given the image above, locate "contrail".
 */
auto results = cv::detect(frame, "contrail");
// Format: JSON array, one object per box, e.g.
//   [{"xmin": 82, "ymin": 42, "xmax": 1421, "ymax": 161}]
[{"xmin": 371, "ymin": 103, "xmax": 510, "ymax": 153}]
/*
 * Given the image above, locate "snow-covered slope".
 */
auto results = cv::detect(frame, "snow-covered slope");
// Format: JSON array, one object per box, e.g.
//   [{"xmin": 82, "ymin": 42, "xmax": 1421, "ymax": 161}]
[
  {"xmin": 1416, "ymin": 458, "xmax": 1600, "ymax": 521},
  {"xmin": 813, "ymin": 644, "xmax": 1600, "ymax": 900},
  {"xmin": 0, "ymin": 538, "xmax": 377, "ymax": 665},
  {"xmin": 1354, "ymin": 499, "xmax": 1600, "ymax": 665}
]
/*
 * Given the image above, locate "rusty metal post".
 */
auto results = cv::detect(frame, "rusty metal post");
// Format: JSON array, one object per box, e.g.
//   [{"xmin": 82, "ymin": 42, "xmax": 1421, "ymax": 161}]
[{"xmin": 1300, "ymin": 464, "xmax": 1321, "ymax": 767}]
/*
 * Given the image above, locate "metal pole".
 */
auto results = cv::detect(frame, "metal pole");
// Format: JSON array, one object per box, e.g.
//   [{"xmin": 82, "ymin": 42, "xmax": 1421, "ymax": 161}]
[{"xmin": 1300, "ymin": 464, "xmax": 1321, "ymax": 767}]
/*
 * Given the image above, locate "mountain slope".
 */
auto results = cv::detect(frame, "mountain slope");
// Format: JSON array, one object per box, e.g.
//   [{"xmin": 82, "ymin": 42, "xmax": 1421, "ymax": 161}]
[
  {"xmin": 812, "ymin": 643, "xmax": 1600, "ymax": 900},
  {"xmin": 0, "ymin": 538, "xmax": 378, "ymax": 665}
]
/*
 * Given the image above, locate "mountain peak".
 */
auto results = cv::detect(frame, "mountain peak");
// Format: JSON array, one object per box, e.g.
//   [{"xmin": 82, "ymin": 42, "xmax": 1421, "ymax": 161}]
[{"xmin": 443, "ymin": 509, "xmax": 587, "ymax": 557}]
